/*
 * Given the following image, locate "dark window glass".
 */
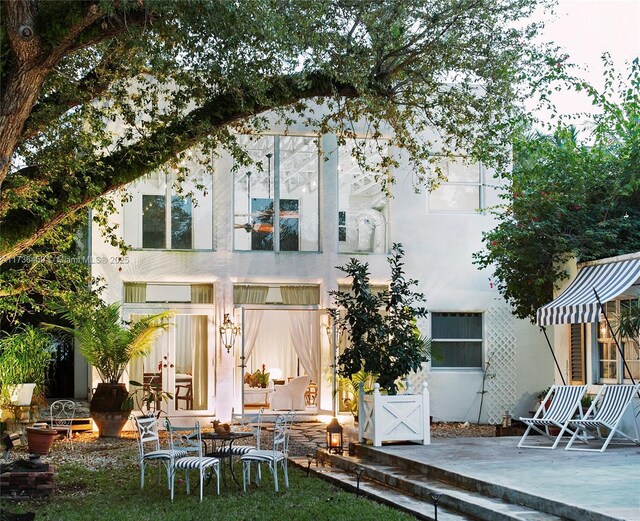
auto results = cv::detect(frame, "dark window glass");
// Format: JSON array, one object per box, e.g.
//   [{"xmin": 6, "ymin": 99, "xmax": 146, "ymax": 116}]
[
  {"xmin": 338, "ymin": 211, "xmax": 346, "ymax": 242},
  {"xmin": 142, "ymin": 195, "xmax": 166, "ymax": 248},
  {"xmin": 251, "ymin": 198, "xmax": 274, "ymax": 250},
  {"xmin": 171, "ymin": 196, "xmax": 192, "ymax": 249},
  {"xmin": 431, "ymin": 312, "xmax": 482, "ymax": 368},
  {"xmin": 279, "ymin": 199, "xmax": 299, "ymax": 251}
]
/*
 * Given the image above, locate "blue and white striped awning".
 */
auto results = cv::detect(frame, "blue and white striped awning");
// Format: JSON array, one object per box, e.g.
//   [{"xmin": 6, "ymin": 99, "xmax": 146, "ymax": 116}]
[{"xmin": 537, "ymin": 257, "xmax": 640, "ymax": 326}]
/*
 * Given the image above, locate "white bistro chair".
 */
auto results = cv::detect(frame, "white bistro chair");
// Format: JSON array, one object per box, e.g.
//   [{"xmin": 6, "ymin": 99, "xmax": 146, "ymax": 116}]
[
  {"xmin": 165, "ymin": 419, "xmax": 221, "ymax": 501},
  {"xmin": 241, "ymin": 414, "xmax": 290, "ymax": 493},
  {"xmin": 133, "ymin": 414, "xmax": 187, "ymax": 490},
  {"xmin": 49, "ymin": 400, "xmax": 77, "ymax": 450}
]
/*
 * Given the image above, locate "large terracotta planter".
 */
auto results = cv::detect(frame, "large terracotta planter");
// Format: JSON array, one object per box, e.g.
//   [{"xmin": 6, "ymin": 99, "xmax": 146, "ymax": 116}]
[
  {"xmin": 26, "ymin": 426, "xmax": 58, "ymax": 455},
  {"xmin": 90, "ymin": 383, "xmax": 132, "ymax": 438}
]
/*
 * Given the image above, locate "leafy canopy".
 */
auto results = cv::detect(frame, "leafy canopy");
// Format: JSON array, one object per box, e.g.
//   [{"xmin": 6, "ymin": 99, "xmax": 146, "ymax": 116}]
[
  {"xmin": 0, "ymin": 0, "xmax": 560, "ymax": 268},
  {"xmin": 474, "ymin": 58, "xmax": 640, "ymax": 321}
]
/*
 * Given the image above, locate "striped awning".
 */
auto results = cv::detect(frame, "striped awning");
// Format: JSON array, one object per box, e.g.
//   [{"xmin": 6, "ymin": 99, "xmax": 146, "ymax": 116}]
[{"xmin": 537, "ymin": 257, "xmax": 640, "ymax": 326}]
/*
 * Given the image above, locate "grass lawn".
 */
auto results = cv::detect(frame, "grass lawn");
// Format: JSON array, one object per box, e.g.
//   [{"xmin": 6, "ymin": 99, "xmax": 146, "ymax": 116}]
[{"xmin": 1, "ymin": 449, "xmax": 414, "ymax": 521}]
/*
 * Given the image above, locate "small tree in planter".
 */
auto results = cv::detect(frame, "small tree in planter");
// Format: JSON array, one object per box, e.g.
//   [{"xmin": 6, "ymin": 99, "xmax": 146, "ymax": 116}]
[
  {"xmin": 48, "ymin": 303, "xmax": 173, "ymax": 437},
  {"xmin": 331, "ymin": 243, "xmax": 431, "ymax": 446}
]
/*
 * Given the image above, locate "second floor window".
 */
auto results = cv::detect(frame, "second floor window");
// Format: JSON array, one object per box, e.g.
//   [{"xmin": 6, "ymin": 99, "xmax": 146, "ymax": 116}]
[
  {"xmin": 142, "ymin": 194, "xmax": 193, "ymax": 249},
  {"xmin": 233, "ymin": 135, "xmax": 319, "ymax": 252},
  {"xmin": 428, "ymin": 158, "xmax": 483, "ymax": 213}
]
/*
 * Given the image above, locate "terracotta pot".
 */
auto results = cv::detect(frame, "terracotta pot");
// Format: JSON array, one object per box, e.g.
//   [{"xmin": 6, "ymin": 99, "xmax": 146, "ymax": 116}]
[
  {"xmin": 26, "ymin": 426, "xmax": 58, "ymax": 455},
  {"xmin": 90, "ymin": 383, "xmax": 132, "ymax": 438}
]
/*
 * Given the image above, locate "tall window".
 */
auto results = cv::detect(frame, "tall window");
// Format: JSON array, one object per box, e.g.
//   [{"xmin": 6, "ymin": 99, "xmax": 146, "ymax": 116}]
[
  {"xmin": 233, "ymin": 135, "xmax": 319, "ymax": 252},
  {"xmin": 142, "ymin": 194, "xmax": 192, "ymax": 249},
  {"xmin": 428, "ymin": 158, "xmax": 483, "ymax": 213},
  {"xmin": 598, "ymin": 299, "xmax": 639, "ymax": 383},
  {"xmin": 338, "ymin": 139, "xmax": 390, "ymax": 253},
  {"xmin": 431, "ymin": 312, "xmax": 483, "ymax": 368}
]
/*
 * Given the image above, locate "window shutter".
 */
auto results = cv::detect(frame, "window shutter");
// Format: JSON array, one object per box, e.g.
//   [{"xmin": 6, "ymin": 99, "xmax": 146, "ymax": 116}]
[{"xmin": 569, "ymin": 323, "xmax": 585, "ymax": 384}]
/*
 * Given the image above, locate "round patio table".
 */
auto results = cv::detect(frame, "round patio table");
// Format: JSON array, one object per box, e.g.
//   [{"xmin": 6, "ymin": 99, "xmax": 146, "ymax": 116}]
[{"xmin": 201, "ymin": 430, "xmax": 253, "ymax": 487}]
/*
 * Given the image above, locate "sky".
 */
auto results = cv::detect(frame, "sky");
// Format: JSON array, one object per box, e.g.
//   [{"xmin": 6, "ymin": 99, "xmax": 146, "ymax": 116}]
[{"xmin": 531, "ymin": 0, "xmax": 640, "ymax": 123}]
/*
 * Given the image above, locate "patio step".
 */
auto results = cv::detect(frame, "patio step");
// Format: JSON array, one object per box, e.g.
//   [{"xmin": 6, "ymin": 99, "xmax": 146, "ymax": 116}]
[
  {"xmin": 306, "ymin": 448, "xmax": 567, "ymax": 521},
  {"xmin": 352, "ymin": 444, "xmax": 614, "ymax": 521},
  {"xmin": 289, "ymin": 456, "xmax": 472, "ymax": 521}
]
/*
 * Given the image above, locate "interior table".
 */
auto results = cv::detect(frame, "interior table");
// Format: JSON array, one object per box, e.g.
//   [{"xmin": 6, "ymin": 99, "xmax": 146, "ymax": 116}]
[{"xmin": 201, "ymin": 430, "xmax": 254, "ymax": 487}]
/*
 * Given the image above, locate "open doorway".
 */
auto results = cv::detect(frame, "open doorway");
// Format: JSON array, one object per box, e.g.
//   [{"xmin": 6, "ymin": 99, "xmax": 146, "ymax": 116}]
[{"xmin": 238, "ymin": 307, "xmax": 331, "ymax": 415}]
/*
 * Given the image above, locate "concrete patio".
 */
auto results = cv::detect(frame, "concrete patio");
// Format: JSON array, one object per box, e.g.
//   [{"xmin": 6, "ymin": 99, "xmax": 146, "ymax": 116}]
[{"xmin": 297, "ymin": 435, "xmax": 640, "ymax": 521}]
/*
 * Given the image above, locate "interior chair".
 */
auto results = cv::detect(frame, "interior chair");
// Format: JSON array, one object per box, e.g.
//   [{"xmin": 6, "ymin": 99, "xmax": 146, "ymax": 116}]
[
  {"xmin": 49, "ymin": 400, "xmax": 77, "ymax": 450},
  {"xmin": 565, "ymin": 383, "xmax": 640, "ymax": 452},
  {"xmin": 143, "ymin": 372, "xmax": 163, "ymax": 410},
  {"xmin": 518, "ymin": 385, "xmax": 587, "ymax": 449},
  {"xmin": 133, "ymin": 415, "xmax": 187, "ymax": 490},
  {"xmin": 175, "ymin": 382, "xmax": 193, "ymax": 410},
  {"xmin": 241, "ymin": 414, "xmax": 289, "ymax": 493},
  {"xmin": 165, "ymin": 419, "xmax": 220, "ymax": 501},
  {"xmin": 270, "ymin": 375, "xmax": 311, "ymax": 411}
]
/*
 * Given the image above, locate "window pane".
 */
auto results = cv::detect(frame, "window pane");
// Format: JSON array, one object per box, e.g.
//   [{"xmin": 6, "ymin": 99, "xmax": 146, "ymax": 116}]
[
  {"xmin": 443, "ymin": 159, "xmax": 480, "ymax": 183},
  {"xmin": 279, "ymin": 136, "xmax": 318, "ymax": 251},
  {"xmin": 251, "ymin": 198, "xmax": 274, "ymax": 251},
  {"xmin": 233, "ymin": 135, "xmax": 274, "ymax": 251},
  {"xmin": 171, "ymin": 196, "xmax": 192, "ymax": 249},
  {"xmin": 430, "ymin": 185, "xmax": 480, "ymax": 212},
  {"xmin": 431, "ymin": 312, "xmax": 483, "ymax": 368},
  {"xmin": 432, "ymin": 341, "xmax": 483, "ymax": 368},
  {"xmin": 432, "ymin": 312, "xmax": 482, "ymax": 339},
  {"xmin": 599, "ymin": 341, "xmax": 618, "ymax": 379},
  {"xmin": 142, "ymin": 195, "xmax": 166, "ymax": 248},
  {"xmin": 338, "ymin": 138, "xmax": 389, "ymax": 253},
  {"xmin": 279, "ymin": 199, "xmax": 299, "ymax": 251}
]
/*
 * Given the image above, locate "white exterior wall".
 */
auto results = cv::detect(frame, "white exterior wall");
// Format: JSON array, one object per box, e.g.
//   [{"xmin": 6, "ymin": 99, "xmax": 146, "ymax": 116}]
[{"xmin": 91, "ymin": 114, "xmax": 552, "ymax": 424}]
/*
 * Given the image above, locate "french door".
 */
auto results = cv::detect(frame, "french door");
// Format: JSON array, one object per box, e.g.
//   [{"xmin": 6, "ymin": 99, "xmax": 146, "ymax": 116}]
[{"xmin": 125, "ymin": 307, "xmax": 214, "ymax": 415}]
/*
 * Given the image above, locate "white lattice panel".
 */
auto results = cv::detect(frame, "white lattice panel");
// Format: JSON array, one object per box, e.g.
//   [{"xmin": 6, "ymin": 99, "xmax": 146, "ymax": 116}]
[{"xmin": 484, "ymin": 306, "xmax": 517, "ymax": 424}]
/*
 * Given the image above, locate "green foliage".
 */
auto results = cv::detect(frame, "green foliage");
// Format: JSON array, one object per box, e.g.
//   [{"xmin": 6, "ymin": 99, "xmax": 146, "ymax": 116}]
[
  {"xmin": 474, "ymin": 59, "xmax": 640, "ymax": 321},
  {"xmin": 0, "ymin": 0, "xmax": 561, "ymax": 267},
  {"xmin": 337, "ymin": 368, "xmax": 376, "ymax": 420},
  {"xmin": 614, "ymin": 298, "xmax": 640, "ymax": 342},
  {"xmin": 0, "ymin": 325, "xmax": 54, "ymax": 404},
  {"xmin": 331, "ymin": 243, "xmax": 429, "ymax": 394},
  {"xmin": 46, "ymin": 303, "xmax": 174, "ymax": 383},
  {"xmin": 123, "ymin": 379, "xmax": 173, "ymax": 417}
]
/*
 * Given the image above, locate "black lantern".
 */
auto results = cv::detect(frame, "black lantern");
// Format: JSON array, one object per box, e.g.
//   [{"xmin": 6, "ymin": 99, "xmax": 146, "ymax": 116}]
[{"xmin": 326, "ymin": 416, "xmax": 343, "ymax": 454}]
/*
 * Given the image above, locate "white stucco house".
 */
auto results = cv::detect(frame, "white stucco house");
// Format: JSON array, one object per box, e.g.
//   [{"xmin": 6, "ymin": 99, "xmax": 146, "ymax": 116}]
[{"xmin": 86, "ymin": 110, "xmax": 553, "ymax": 424}]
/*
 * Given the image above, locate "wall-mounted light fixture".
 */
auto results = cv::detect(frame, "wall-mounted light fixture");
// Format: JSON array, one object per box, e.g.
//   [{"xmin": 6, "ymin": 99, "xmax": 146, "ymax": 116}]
[{"xmin": 219, "ymin": 313, "xmax": 240, "ymax": 353}]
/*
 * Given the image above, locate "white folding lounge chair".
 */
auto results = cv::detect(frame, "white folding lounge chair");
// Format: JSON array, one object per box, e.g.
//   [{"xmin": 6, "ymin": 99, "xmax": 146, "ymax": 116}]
[
  {"xmin": 565, "ymin": 383, "xmax": 640, "ymax": 452},
  {"xmin": 518, "ymin": 385, "xmax": 587, "ymax": 449}
]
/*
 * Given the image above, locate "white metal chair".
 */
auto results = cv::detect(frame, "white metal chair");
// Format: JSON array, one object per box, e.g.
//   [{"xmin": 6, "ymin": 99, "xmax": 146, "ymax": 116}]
[
  {"xmin": 518, "ymin": 385, "xmax": 587, "ymax": 449},
  {"xmin": 566, "ymin": 383, "xmax": 640, "ymax": 452},
  {"xmin": 241, "ymin": 414, "xmax": 289, "ymax": 493},
  {"xmin": 133, "ymin": 415, "xmax": 187, "ymax": 490},
  {"xmin": 166, "ymin": 419, "xmax": 220, "ymax": 501},
  {"xmin": 49, "ymin": 400, "xmax": 76, "ymax": 450}
]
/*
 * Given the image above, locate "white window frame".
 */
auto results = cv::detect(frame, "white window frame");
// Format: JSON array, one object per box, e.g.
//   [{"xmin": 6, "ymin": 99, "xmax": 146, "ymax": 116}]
[
  {"xmin": 596, "ymin": 299, "xmax": 639, "ymax": 384},
  {"xmin": 141, "ymin": 186, "xmax": 193, "ymax": 250},
  {"xmin": 427, "ymin": 157, "xmax": 484, "ymax": 214},
  {"xmin": 430, "ymin": 311, "xmax": 484, "ymax": 370}
]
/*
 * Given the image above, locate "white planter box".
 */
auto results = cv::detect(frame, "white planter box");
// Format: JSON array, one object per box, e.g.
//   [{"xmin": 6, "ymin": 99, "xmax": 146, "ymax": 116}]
[
  {"xmin": 9, "ymin": 383, "xmax": 36, "ymax": 406},
  {"xmin": 359, "ymin": 382, "xmax": 430, "ymax": 447}
]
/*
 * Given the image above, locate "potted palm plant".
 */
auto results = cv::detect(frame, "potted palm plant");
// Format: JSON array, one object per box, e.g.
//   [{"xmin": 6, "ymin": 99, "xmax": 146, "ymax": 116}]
[
  {"xmin": 49, "ymin": 303, "xmax": 173, "ymax": 437},
  {"xmin": 331, "ymin": 243, "xmax": 431, "ymax": 446}
]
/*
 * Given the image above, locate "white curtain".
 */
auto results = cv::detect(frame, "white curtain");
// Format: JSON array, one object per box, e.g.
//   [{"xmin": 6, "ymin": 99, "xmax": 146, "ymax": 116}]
[
  {"xmin": 243, "ymin": 309, "xmax": 265, "ymax": 363},
  {"xmin": 191, "ymin": 284, "xmax": 213, "ymax": 303},
  {"xmin": 288, "ymin": 310, "xmax": 320, "ymax": 384},
  {"xmin": 124, "ymin": 283, "xmax": 147, "ymax": 303}
]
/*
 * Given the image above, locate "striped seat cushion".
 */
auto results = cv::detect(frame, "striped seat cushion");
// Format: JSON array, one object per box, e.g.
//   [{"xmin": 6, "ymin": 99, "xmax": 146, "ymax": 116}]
[
  {"xmin": 240, "ymin": 450, "xmax": 285, "ymax": 463},
  {"xmin": 216, "ymin": 445, "xmax": 256, "ymax": 456},
  {"xmin": 144, "ymin": 449, "xmax": 188, "ymax": 460},
  {"xmin": 174, "ymin": 456, "xmax": 219, "ymax": 470}
]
